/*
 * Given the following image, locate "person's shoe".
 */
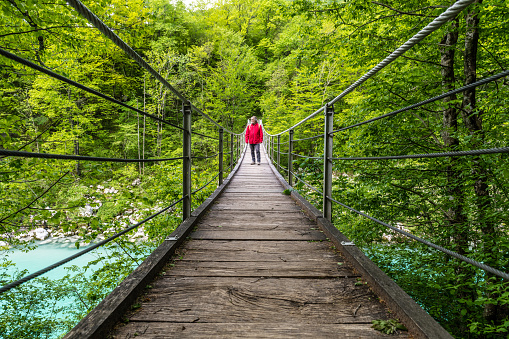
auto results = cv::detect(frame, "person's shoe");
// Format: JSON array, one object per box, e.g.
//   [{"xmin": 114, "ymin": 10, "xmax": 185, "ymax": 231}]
[
  {"xmin": 258, "ymin": 162, "xmax": 261, "ymax": 165},
  {"xmin": 251, "ymin": 162, "xmax": 255, "ymax": 165}
]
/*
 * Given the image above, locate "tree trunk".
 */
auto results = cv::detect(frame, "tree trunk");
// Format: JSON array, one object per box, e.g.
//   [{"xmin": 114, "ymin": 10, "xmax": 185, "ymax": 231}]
[
  {"xmin": 461, "ymin": 0, "xmax": 507, "ymax": 325},
  {"xmin": 440, "ymin": 17, "xmax": 467, "ymax": 256},
  {"xmin": 439, "ymin": 16, "xmax": 470, "ymax": 336}
]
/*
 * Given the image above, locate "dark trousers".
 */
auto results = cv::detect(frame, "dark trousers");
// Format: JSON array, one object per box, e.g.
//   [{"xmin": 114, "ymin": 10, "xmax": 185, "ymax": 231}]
[{"xmin": 250, "ymin": 143, "xmax": 261, "ymax": 163}]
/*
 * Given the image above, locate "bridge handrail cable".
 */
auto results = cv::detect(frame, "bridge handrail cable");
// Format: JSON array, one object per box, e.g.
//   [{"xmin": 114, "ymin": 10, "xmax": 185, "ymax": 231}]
[
  {"xmin": 0, "ymin": 0, "xmax": 247, "ymax": 295},
  {"xmin": 67, "ymin": 0, "xmax": 243, "ymax": 136},
  {"xmin": 0, "ymin": 48, "xmax": 185, "ymax": 132},
  {"xmin": 333, "ymin": 147, "xmax": 509, "ymax": 161},
  {"xmin": 0, "ymin": 149, "xmax": 184, "ymax": 163},
  {"xmin": 261, "ymin": 0, "xmax": 509, "ymax": 281},
  {"xmin": 263, "ymin": 0, "xmax": 476, "ymax": 137},
  {"xmin": 326, "ymin": 196, "xmax": 509, "ymax": 281},
  {"xmin": 0, "ymin": 196, "xmax": 185, "ymax": 294}
]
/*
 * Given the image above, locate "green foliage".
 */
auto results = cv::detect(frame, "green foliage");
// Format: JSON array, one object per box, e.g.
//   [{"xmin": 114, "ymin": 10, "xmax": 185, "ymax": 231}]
[
  {"xmin": 371, "ymin": 319, "xmax": 407, "ymax": 335},
  {"xmin": 1, "ymin": 0, "xmax": 509, "ymax": 338}
]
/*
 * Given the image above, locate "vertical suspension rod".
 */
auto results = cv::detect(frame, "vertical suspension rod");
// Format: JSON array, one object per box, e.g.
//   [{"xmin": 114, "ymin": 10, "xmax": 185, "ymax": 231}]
[
  {"xmin": 182, "ymin": 102, "xmax": 192, "ymax": 220},
  {"xmin": 288, "ymin": 129, "xmax": 294, "ymax": 186},
  {"xmin": 219, "ymin": 128, "xmax": 224, "ymax": 186},
  {"xmin": 323, "ymin": 104, "xmax": 334, "ymax": 222}
]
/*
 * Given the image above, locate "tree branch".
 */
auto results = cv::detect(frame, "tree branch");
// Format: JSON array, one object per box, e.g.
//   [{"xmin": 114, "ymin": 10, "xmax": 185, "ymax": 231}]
[
  {"xmin": 371, "ymin": 2, "xmax": 446, "ymax": 17},
  {"xmin": 0, "ymin": 170, "xmax": 70, "ymax": 225}
]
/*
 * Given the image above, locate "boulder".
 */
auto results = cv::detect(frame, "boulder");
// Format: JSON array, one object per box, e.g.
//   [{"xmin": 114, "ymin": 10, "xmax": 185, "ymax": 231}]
[{"xmin": 28, "ymin": 228, "xmax": 50, "ymax": 240}]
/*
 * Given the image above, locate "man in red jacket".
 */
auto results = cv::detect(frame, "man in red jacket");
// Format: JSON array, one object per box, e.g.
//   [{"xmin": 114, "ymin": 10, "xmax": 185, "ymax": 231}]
[{"xmin": 245, "ymin": 116, "xmax": 263, "ymax": 165}]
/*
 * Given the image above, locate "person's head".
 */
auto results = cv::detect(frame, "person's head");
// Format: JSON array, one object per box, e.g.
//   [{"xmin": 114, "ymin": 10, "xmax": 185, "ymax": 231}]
[{"xmin": 250, "ymin": 116, "xmax": 257, "ymax": 124}]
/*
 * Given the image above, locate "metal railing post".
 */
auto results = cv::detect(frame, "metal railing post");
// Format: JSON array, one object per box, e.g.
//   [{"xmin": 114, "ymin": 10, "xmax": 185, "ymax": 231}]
[
  {"xmin": 277, "ymin": 135, "xmax": 281, "ymax": 171},
  {"xmin": 267, "ymin": 136, "xmax": 269, "ymax": 156},
  {"xmin": 267, "ymin": 136, "xmax": 270, "ymax": 162},
  {"xmin": 237, "ymin": 134, "xmax": 240, "ymax": 162},
  {"xmin": 288, "ymin": 129, "xmax": 294, "ymax": 186},
  {"xmin": 218, "ymin": 128, "xmax": 224, "ymax": 186},
  {"xmin": 230, "ymin": 133, "xmax": 234, "ymax": 169},
  {"xmin": 270, "ymin": 136, "xmax": 274, "ymax": 163},
  {"xmin": 182, "ymin": 101, "xmax": 192, "ymax": 220},
  {"xmin": 323, "ymin": 104, "xmax": 334, "ymax": 222}
]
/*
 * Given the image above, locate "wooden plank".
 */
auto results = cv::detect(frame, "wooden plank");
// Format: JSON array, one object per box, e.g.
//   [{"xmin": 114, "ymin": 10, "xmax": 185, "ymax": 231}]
[
  {"xmin": 202, "ymin": 210, "xmax": 311, "ymax": 218},
  {"xmin": 209, "ymin": 203, "xmax": 301, "ymax": 211},
  {"xmin": 177, "ymin": 249, "xmax": 338, "ymax": 262},
  {"xmin": 190, "ymin": 229, "xmax": 326, "ymax": 241},
  {"xmin": 105, "ymin": 147, "xmax": 413, "ymax": 339},
  {"xmin": 196, "ymin": 222, "xmax": 318, "ymax": 230},
  {"xmin": 198, "ymin": 218, "xmax": 315, "ymax": 228},
  {"xmin": 164, "ymin": 260, "xmax": 355, "ymax": 278},
  {"xmin": 181, "ymin": 240, "xmax": 333, "ymax": 252},
  {"xmin": 127, "ymin": 277, "xmax": 387, "ymax": 323},
  {"xmin": 224, "ymin": 188, "xmax": 286, "ymax": 193},
  {"xmin": 114, "ymin": 322, "xmax": 407, "ymax": 338},
  {"xmin": 214, "ymin": 196, "xmax": 292, "ymax": 202}
]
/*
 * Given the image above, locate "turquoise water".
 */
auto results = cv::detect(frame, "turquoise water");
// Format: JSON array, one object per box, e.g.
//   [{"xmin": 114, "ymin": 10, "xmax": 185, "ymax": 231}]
[
  {"xmin": 1, "ymin": 238, "xmax": 150, "ymax": 339},
  {"xmin": 2, "ymin": 238, "xmax": 109, "ymax": 280}
]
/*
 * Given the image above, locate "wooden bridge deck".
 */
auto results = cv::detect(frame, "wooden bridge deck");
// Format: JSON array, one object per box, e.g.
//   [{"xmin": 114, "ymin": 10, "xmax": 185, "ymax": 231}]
[{"xmin": 111, "ymin": 148, "xmax": 408, "ymax": 338}]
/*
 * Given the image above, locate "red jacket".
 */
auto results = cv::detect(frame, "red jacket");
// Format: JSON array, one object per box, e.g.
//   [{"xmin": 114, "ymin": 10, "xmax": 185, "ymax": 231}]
[{"xmin": 245, "ymin": 123, "xmax": 263, "ymax": 144}]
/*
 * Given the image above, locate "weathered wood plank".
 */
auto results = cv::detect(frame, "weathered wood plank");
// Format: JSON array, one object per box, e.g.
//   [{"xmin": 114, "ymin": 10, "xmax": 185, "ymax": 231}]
[
  {"xmin": 177, "ymin": 249, "xmax": 338, "ymax": 262},
  {"xmin": 105, "ymin": 147, "xmax": 415, "ymax": 339},
  {"xmin": 195, "ymin": 222, "xmax": 318, "ymax": 230},
  {"xmin": 181, "ymin": 240, "xmax": 333, "ymax": 252},
  {"xmin": 201, "ymin": 210, "xmax": 312, "ymax": 219},
  {"xmin": 209, "ymin": 202, "xmax": 301, "ymax": 211},
  {"xmin": 190, "ymin": 229, "xmax": 326, "ymax": 241},
  {"xmin": 142, "ymin": 276, "xmax": 372, "ymax": 306},
  {"xmin": 223, "ymin": 189, "xmax": 286, "ymax": 193},
  {"xmin": 215, "ymin": 196, "xmax": 293, "ymax": 203},
  {"xmin": 165, "ymin": 260, "xmax": 355, "ymax": 278},
  {"xmin": 113, "ymin": 322, "xmax": 407, "ymax": 338}
]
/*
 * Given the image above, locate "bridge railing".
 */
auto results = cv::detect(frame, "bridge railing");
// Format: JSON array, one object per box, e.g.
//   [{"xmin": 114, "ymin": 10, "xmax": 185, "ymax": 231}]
[
  {"xmin": 261, "ymin": 0, "xmax": 509, "ymax": 281},
  {"xmin": 0, "ymin": 0, "xmax": 246, "ymax": 298}
]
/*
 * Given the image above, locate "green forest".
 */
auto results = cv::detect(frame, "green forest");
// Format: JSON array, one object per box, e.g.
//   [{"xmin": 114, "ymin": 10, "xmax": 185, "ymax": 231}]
[{"xmin": 1, "ymin": 0, "xmax": 508, "ymax": 337}]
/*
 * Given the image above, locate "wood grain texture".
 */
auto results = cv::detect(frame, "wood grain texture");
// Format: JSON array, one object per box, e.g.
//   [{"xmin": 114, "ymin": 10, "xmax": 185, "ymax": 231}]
[
  {"xmin": 114, "ymin": 322, "xmax": 408, "ymax": 338},
  {"xmin": 110, "ymin": 148, "xmax": 409, "ymax": 338},
  {"xmin": 263, "ymin": 146, "xmax": 454, "ymax": 339}
]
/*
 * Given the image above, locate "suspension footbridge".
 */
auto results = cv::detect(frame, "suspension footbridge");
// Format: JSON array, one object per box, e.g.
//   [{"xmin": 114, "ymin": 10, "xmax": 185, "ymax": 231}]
[
  {"xmin": 66, "ymin": 147, "xmax": 446, "ymax": 338},
  {"xmin": 1, "ymin": 0, "xmax": 508, "ymax": 337}
]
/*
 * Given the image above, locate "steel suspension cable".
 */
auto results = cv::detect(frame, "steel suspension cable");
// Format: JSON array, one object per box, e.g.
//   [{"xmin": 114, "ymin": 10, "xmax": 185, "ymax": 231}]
[
  {"xmin": 326, "ymin": 195, "xmax": 509, "ymax": 281},
  {"xmin": 67, "ymin": 0, "xmax": 186, "ymax": 102},
  {"xmin": 0, "ymin": 149, "xmax": 184, "ymax": 163},
  {"xmin": 294, "ymin": 134, "xmax": 325, "ymax": 142},
  {"xmin": 0, "ymin": 48, "xmax": 184, "ymax": 132},
  {"xmin": 291, "ymin": 153, "xmax": 323, "ymax": 160},
  {"xmin": 327, "ymin": 0, "xmax": 475, "ymax": 107},
  {"xmin": 290, "ymin": 170, "xmax": 323, "ymax": 195},
  {"xmin": 0, "ymin": 196, "xmax": 185, "ymax": 294},
  {"xmin": 67, "ymin": 0, "xmax": 242, "ymax": 136},
  {"xmin": 330, "ymin": 69, "xmax": 509, "ymax": 134},
  {"xmin": 193, "ymin": 131, "xmax": 219, "ymax": 141},
  {"xmin": 332, "ymin": 147, "xmax": 509, "ymax": 161},
  {"xmin": 268, "ymin": 0, "xmax": 475, "ymax": 136},
  {"xmin": 192, "ymin": 172, "xmax": 221, "ymax": 195}
]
